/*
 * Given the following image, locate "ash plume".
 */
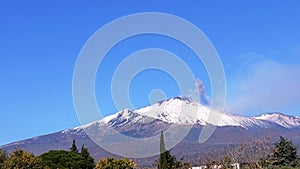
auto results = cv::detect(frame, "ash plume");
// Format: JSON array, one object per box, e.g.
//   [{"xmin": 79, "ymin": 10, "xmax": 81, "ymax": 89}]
[{"xmin": 195, "ymin": 79, "xmax": 210, "ymax": 106}]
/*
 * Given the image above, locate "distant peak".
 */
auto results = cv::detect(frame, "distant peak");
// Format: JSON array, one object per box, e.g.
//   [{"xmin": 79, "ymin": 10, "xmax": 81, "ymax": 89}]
[
  {"xmin": 259, "ymin": 112, "xmax": 288, "ymax": 117},
  {"xmin": 255, "ymin": 112, "xmax": 300, "ymax": 128}
]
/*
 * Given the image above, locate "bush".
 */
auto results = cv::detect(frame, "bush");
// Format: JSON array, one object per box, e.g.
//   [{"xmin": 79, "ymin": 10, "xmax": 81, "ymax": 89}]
[
  {"xmin": 3, "ymin": 149, "xmax": 42, "ymax": 169},
  {"xmin": 0, "ymin": 148, "xmax": 7, "ymax": 168},
  {"xmin": 96, "ymin": 157, "xmax": 137, "ymax": 169}
]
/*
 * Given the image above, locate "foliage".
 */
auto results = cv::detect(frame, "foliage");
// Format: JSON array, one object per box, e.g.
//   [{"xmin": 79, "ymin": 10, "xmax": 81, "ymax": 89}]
[
  {"xmin": 3, "ymin": 149, "xmax": 42, "ymax": 169},
  {"xmin": 0, "ymin": 148, "xmax": 7, "ymax": 168},
  {"xmin": 156, "ymin": 150, "xmax": 191, "ymax": 169},
  {"xmin": 80, "ymin": 145, "xmax": 95, "ymax": 169},
  {"xmin": 159, "ymin": 150, "xmax": 176, "ymax": 169},
  {"xmin": 39, "ymin": 150, "xmax": 83, "ymax": 169},
  {"xmin": 272, "ymin": 136, "xmax": 299, "ymax": 167},
  {"xmin": 39, "ymin": 140, "xmax": 95, "ymax": 169},
  {"xmin": 220, "ymin": 156, "xmax": 232, "ymax": 169},
  {"xmin": 199, "ymin": 137, "xmax": 300, "ymax": 169},
  {"xmin": 96, "ymin": 157, "xmax": 136, "ymax": 169},
  {"xmin": 157, "ymin": 131, "xmax": 191, "ymax": 169},
  {"xmin": 39, "ymin": 148, "xmax": 95, "ymax": 169},
  {"xmin": 158, "ymin": 131, "xmax": 167, "ymax": 169},
  {"xmin": 1, "ymin": 136, "xmax": 299, "ymax": 169},
  {"xmin": 70, "ymin": 139, "xmax": 79, "ymax": 154},
  {"xmin": 174, "ymin": 157, "xmax": 192, "ymax": 169}
]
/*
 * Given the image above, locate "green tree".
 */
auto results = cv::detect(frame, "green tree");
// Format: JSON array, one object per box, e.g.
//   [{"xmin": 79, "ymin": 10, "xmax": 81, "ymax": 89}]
[
  {"xmin": 3, "ymin": 149, "xmax": 42, "ymax": 169},
  {"xmin": 273, "ymin": 136, "xmax": 299, "ymax": 167},
  {"xmin": 0, "ymin": 148, "xmax": 7, "ymax": 168},
  {"xmin": 158, "ymin": 131, "xmax": 167, "ymax": 169},
  {"xmin": 157, "ymin": 131, "xmax": 191, "ymax": 169},
  {"xmin": 39, "ymin": 141, "xmax": 95, "ymax": 169},
  {"xmin": 80, "ymin": 145, "xmax": 95, "ymax": 169},
  {"xmin": 39, "ymin": 150, "xmax": 83, "ymax": 169},
  {"xmin": 70, "ymin": 139, "xmax": 79, "ymax": 154},
  {"xmin": 158, "ymin": 150, "xmax": 191, "ymax": 169},
  {"xmin": 96, "ymin": 157, "xmax": 136, "ymax": 169}
]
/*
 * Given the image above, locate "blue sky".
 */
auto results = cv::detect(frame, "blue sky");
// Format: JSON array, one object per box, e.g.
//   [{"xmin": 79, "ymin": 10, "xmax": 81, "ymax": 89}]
[{"xmin": 1, "ymin": 1, "xmax": 300, "ymax": 145}]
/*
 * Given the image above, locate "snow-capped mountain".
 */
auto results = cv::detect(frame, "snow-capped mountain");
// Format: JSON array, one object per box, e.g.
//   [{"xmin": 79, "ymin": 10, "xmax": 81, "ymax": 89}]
[
  {"xmin": 255, "ymin": 112, "xmax": 300, "ymax": 128},
  {"xmin": 1, "ymin": 96, "xmax": 300, "ymax": 166},
  {"xmin": 75, "ymin": 96, "xmax": 300, "ymax": 130},
  {"xmin": 135, "ymin": 96, "xmax": 275, "ymax": 128}
]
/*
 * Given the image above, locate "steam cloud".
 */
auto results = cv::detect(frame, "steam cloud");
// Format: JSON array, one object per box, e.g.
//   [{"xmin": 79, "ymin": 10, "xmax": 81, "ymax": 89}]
[
  {"xmin": 195, "ymin": 79, "xmax": 210, "ymax": 106},
  {"xmin": 227, "ymin": 58, "xmax": 300, "ymax": 115}
]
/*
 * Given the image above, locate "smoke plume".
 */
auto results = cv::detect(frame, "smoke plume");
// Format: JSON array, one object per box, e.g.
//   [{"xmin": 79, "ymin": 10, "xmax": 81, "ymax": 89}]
[{"xmin": 195, "ymin": 79, "xmax": 210, "ymax": 106}]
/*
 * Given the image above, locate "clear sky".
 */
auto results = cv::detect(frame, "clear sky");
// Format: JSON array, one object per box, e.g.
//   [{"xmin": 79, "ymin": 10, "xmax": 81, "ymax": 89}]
[{"xmin": 1, "ymin": 1, "xmax": 300, "ymax": 146}]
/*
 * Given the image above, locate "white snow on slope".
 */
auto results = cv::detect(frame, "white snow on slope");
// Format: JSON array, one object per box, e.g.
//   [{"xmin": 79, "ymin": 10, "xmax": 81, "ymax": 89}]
[
  {"xmin": 255, "ymin": 113, "xmax": 300, "ymax": 128},
  {"xmin": 71, "ymin": 96, "xmax": 300, "ymax": 131},
  {"xmin": 136, "ymin": 96, "xmax": 271, "ymax": 128}
]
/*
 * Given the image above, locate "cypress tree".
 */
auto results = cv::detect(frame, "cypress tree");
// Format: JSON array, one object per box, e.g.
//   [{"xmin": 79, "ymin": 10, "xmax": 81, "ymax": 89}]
[
  {"xmin": 70, "ymin": 139, "xmax": 78, "ymax": 154},
  {"xmin": 158, "ymin": 131, "xmax": 167, "ymax": 169},
  {"xmin": 157, "ymin": 131, "xmax": 190, "ymax": 169}
]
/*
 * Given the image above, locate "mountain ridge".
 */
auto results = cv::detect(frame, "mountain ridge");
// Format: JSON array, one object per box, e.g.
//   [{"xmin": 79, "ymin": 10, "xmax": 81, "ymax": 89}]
[{"xmin": 72, "ymin": 96, "xmax": 300, "ymax": 131}]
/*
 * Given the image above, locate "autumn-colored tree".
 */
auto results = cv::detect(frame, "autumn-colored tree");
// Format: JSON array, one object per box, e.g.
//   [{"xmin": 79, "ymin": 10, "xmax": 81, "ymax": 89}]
[
  {"xmin": 96, "ymin": 157, "xmax": 136, "ymax": 169},
  {"xmin": 3, "ymin": 149, "xmax": 42, "ymax": 169},
  {"xmin": 0, "ymin": 148, "xmax": 7, "ymax": 168}
]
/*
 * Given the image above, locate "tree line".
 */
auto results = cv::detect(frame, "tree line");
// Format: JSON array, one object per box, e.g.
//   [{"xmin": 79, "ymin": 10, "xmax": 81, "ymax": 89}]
[
  {"xmin": 0, "ymin": 140, "xmax": 96, "ymax": 169},
  {"xmin": 0, "ymin": 136, "xmax": 299, "ymax": 169},
  {"xmin": 197, "ymin": 136, "xmax": 300, "ymax": 169},
  {"xmin": 0, "ymin": 139, "xmax": 137, "ymax": 169}
]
